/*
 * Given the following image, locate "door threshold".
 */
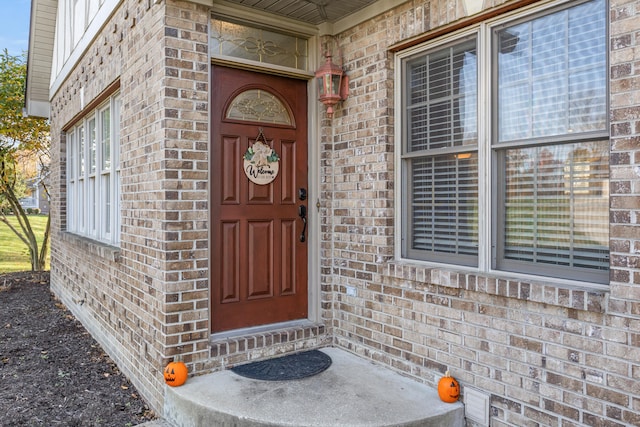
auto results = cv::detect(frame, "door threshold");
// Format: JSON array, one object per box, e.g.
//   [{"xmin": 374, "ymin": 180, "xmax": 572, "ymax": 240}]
[
  {"xmin": 210, "ymin": 319, "xmax": 318, "ymax": 342},
  {"xmin": 209, "ymin": 320, "xmax": 330, "ymax": 364}
]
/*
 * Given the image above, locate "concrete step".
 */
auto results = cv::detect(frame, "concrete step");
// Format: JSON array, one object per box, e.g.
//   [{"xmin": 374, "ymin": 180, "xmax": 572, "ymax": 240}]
[
  {"xmin": 137, "ymin": 421, "xmax": 174, "ymax": 427},
  {"xmin": 164, "ymin": 347, "xmax": 465, "ymax": 427}
]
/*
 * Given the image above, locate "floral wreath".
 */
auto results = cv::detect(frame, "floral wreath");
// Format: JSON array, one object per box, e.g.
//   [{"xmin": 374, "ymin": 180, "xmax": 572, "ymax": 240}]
[
  {"xmin": 244, "ymin": 128, "xmax": 279, "ymax": 166},
  {"xmin": 243, "ymin": 141, "xmax": 280, "ymax": 166}
]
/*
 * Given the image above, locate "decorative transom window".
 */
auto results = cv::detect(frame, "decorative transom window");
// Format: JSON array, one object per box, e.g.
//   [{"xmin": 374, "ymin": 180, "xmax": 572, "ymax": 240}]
[
  {"xmin": 66, "ymin": 93, "xmax": 121, "ymax": 246},
  {"xmin": 399, "ymin": 0, "xmax": 609, "ymax": 284},
  {"xmin": 210, "ymin": 16, "xmax": 309, "ymax": 71}
]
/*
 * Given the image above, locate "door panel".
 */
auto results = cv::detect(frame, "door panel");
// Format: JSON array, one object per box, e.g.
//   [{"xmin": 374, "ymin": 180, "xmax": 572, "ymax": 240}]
[
  {"xmin": 211, "ymin": 66, "xmax": 308, "ymax": 333},
  {"xmin": 281, "ymin": 220, "xmax": 297, "ymax": 295},
  {"xmin": 248, "ymin": 179, "xmax": 273, "ymax": 203},
  {"xmin": 220, "ymin": 221, "xmax": 240, "ymax": 303},
  {"xmin": 221, "ymin": 135, "xmax": 241, "ymax": 204},
  {"xmin": 280, "ymin": 140, "xmax": 296, "ymax": 203},
  {"xmin": 247, "ymin": 220, "xmax": 274, "ymax": 299}
]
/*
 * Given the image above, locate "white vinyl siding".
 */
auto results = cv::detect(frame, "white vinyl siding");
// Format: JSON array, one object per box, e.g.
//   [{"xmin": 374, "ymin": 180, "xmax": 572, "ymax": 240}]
[
  {"xmin": 51, "ymin": 0, "xmax": 116, "ymax": 93},
  {"xmin": 72, "ymin": 0, "xmax": 86, "ymax": 47}
]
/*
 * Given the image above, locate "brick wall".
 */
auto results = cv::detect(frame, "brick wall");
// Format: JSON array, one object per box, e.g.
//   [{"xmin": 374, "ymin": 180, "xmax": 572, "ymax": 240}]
[
  {"xmin": 48, "ymin": 0, "xmax": 212, "ymax": 412},
  {"xmin": 325, "ymin": 0, "xmax": 640, "ymax": 425}
]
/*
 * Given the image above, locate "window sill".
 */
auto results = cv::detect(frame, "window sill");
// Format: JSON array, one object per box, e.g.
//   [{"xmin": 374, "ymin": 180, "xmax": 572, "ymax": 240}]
[
  {"xmin": 61, "ymin": 232, "xmax": 121, "ymax": 263},
  {"xmin": 385, "ymin": 261, "xmax": 607, "ymax": 313}
]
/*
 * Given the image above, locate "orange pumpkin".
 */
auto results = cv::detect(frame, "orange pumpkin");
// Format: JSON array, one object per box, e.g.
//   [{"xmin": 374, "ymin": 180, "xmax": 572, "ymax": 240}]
[
  {"xmin": 437, "ymin": 370, "xmax": 460, "ymax": 403},
  {"xmin": 164, "ymin": 360, "xmax": 188, "ymax": 387}
]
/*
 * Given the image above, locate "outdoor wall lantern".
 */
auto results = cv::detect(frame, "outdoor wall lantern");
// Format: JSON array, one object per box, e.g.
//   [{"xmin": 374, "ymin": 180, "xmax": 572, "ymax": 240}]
[{"xmin": 315, "ymin": 51, "xmax": 348, "ymax": 118}]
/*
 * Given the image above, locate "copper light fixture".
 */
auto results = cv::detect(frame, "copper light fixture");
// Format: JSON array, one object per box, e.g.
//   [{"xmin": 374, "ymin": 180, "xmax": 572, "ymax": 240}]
[{"xmin": 315, "ymin": 51, "xmax": 348, "ymax": 118}]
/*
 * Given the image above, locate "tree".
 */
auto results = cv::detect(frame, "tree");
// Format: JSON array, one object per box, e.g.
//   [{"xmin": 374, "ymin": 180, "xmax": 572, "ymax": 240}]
[{"xmin": 0, "ymin": 49, "xmax": 51, "ymax": 271}]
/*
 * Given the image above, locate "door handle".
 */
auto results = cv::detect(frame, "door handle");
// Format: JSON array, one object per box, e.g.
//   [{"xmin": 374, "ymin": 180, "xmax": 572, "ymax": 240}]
[{"xmin": 298, "ymin": 205, "xmax": 307, "ymax": 242}]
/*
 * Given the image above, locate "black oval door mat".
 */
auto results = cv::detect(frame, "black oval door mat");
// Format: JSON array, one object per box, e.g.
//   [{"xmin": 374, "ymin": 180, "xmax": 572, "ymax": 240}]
[{"xmin": 231, "ymin": 350, "xmax": 332, "ymax": 381}]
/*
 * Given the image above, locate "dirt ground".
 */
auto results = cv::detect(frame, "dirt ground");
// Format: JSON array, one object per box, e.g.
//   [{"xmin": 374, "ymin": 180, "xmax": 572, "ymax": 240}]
[{"xmin": 0, "ymin": 271, "xmax": 157, "ymax": 426}]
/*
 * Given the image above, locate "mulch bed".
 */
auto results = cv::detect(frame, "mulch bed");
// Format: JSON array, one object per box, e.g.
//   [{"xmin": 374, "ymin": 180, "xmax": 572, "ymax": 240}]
[{"xmin": 0, "ymin": 271, "xmax": 157, "ymax": 426}]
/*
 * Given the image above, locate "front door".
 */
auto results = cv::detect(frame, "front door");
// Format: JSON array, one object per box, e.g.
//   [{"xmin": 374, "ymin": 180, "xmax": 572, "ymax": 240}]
[{"xmin": 210, "ymin": 66, "xmax": 308, "ymax": 333}]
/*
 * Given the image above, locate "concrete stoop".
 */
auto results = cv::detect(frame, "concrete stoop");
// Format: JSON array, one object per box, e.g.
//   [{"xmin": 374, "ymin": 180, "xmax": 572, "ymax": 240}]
[{"xmin": 163, "ymin": 347, "xmax": 465, "ymax": 427}]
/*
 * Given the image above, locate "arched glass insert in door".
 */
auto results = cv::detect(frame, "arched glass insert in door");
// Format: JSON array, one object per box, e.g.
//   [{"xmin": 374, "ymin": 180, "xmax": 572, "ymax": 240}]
[{"xmin": 226, "ymin": 89, "xmax": 293, "ymax": 125}]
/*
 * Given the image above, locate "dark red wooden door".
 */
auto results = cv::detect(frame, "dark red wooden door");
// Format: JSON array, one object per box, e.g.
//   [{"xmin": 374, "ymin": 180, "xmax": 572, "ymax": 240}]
[{"xmin": 211, "ymin": 66, "xmax": 308, "ymax": 333}]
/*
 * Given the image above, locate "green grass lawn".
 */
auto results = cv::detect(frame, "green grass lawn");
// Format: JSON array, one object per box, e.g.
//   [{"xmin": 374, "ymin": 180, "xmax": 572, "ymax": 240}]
[{"xmin": 0, "ymin": 214, "xmax": 50, "ymax": 273}]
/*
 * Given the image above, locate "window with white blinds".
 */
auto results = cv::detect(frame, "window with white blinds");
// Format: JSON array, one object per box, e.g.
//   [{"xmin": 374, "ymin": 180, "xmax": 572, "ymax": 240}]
[
  {"xmin": 407, "ymin": 40, "xmax": 478, "ymax": 152},
  {"xmin": 403, "ymin": 39, "xmax": 478, "ymax": 265},
  {"xmin": 67, "ymin": 94, "xmax": 121, "ymax": 246},
  {"xmin": 497, "ymin": 143, "xmax": 609, "ymax": 281},
  {"xmin": 497, "ymin": 0, "xmax": 606, "ymax": 142},
  {"xmin": 400, "ymin": 0, "xmax": 609, "ymax": 284},
  {"xmin": 408, "ymin": 154, "xmax": 478, "ymax": 265}
]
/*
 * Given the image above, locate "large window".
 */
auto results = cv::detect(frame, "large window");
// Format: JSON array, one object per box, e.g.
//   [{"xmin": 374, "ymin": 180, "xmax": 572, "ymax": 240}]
[
  {"xmin": 67, "ymin": 94, "xmax": 121, "ymax": 246},
  {"xmin": 403, "ymin": 38, "xmax": 479, "ymax": 266},
  {"xmin": 400, "ymin": 0, "xmax": 609, "ymax": 283}
]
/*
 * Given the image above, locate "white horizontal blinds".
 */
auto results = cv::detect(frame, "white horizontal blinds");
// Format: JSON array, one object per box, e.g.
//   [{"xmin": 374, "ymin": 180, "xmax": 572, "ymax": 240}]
[
  {"xmin": 407, "ymin": 40, "xmax": 478, "ymax": 151},
  {"xmin": 498, "ymin": 0, "xmax": 606, "ymax": 142},
  {"xmin": 503, "ymin": 143, "xmax": 609, "ymax": 272},
  {"xmin": 404, "ymin": 39, "xmax": 479, "ymax": 264},
  {"xmin": 410, "ymin": 154, "xmax": 478, "ymax": 263},
  {"xmin": 496, "ymin": 0, "xmax": 608, "ymax": 282},
  {"xmin": 567, "ymin": 0, "xmax": 607, "ymax": 133}
]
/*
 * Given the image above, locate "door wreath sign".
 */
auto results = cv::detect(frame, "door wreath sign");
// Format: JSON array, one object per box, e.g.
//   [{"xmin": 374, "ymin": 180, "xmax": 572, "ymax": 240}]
[{"xmin": 243, "ymin": 128, "xmax": 280, "ymax": 185}]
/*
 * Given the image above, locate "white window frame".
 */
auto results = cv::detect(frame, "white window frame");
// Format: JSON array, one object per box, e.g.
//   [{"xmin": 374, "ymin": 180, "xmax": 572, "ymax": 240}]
[
  {"xmin": 66, "ymin": 93, "xmax": 121, "ymax": 246},
  {"xmin": 395, "ymin": 0, "xmax": 609, "ymax": 286}
]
